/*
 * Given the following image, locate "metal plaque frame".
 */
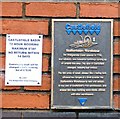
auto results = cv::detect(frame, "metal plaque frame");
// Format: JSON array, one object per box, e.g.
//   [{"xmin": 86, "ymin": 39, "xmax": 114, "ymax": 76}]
[{"xmin": 51, "ymin": 19, "xmax": 113, "ymax": 109}]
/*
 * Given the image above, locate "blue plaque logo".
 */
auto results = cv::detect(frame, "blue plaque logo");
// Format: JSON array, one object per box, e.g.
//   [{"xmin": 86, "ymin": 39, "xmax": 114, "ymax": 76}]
[
  {"xmin": 65, "ymin": 23, "xmax": 101, "ymax": 35},
  {"xmin": 65, "ymin": 23, "xmax": 101, "ymax": 48}
]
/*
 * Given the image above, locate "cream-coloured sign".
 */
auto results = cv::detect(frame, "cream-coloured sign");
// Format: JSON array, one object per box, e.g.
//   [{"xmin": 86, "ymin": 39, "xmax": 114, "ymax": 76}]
[{"xmin": 5, "ymin": 34, "xmax": 43, "ymax": 86}]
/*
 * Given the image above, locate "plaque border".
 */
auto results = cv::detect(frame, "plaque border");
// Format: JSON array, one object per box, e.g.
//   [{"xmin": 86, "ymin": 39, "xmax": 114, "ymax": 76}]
[{"xmin": 51, "ymin": 19, "xmax": 113, "ymax": 109}]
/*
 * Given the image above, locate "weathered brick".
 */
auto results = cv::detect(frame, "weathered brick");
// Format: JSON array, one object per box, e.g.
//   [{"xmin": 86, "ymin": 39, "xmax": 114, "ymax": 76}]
[
  {"xmin": 0, "ymin": 56, "xmax": 5, "ymax": 70},
  {"xmin": 2, "ymin": 93, "xmax": 49, "ymax": 109},
  {"xmin": 80, "ymin": 3, "xmax": 119, "ymax": 18},
  {"xmin": 42, "ymin": 56, "xmax": 49, "ymax": 72},
  {"xmin": 113, "ymin": 75, "xmax": 120, "ymax": 91},
  {"xmin": 1, "ymin": 2, "xmax": 22, "ymax": 17},
  {"xmin": 2, "ymin": 111, "xmax": 21, "ymax": 118},
  {"xmin": 114, "ymin": 58, "xmax": 120, "ymax": 73},
  {"xmin": 26, "ymin": 2, "xmax": 76, "ymax": 17},
  {"xmin": 114, "ymin": 21, "xmax": 120, "ymax": 36},
  {"xmin": 78, "ymin": 113, "xmax": 120, "ymax": 118},
  {"xmin": 0, "ymin": 37, "xmax": 6, "ymax": 53},
  {"xmin": 114, "ymin": 95, "xmax": 120, "ymax": 109},
  {"xmin": 0, "ymin": 75, "xmax": 20, "ymax": 90},
  {"xmin": 114, "ymin": 40, "xmax": 120, "ymax": 55},
  {"xmin": 1, "ymin": 20, "xmax": 48, "ymax": 35},
  {"xmin": 23, "ymin": 112, "xmax": 76, "ymax": 118},
  {"xmin": 43, "ymin": 38, "xmax": 51, "ymax": 54},
  {"xmin": 24, "ymin": 75, "xmax": 51, "ymax": 91}
]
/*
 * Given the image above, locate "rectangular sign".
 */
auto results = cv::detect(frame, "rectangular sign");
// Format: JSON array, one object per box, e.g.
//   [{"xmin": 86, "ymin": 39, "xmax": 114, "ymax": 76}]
[
  {"xmin": 51, "ymin": 19, "xmax": 113, "ymax": 109},
  {"xmin": 5, "ymin": 34, "xmax": 43, "ymax": 86}
]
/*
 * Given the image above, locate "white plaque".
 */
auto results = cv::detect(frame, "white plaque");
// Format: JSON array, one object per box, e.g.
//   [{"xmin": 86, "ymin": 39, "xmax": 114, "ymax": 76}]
[{"xmin": 5, "ymin": 34, "xmax": 43, "ymax": 86}]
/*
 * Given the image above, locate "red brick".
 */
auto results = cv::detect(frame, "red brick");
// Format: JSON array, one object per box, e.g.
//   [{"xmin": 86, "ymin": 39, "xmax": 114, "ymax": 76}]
[
  {"xmin": 80, "ymin": 3, "xmax": 119, "ymax": 18},
  {"xmin": 114, "ymin": 95, "xmax": 120, "ymax": 109},
  {"xmin": 24, "ymin": 75, "xmax": 51, "ymax": 91},
  {"xmin": 1, "ymin": 2, "xmax": 22, "ymax": 17},
  {"xmin": 1, "ymin": 20, "xmax": 48, "ymax": 35},
  {"xmin": 1, "ymin": 93, "xmax": 49, "ymax": 109},
  {"xmin": 114, "ymin": 40, "xmax": 120, "ymax": 55},
  {"xmin": 0, "ymin": 75, "xmax": 20, "ymax": 90},
  {"xmin": 0, "ymin": 75, "xmax": 2, "ymax": 89},
  {"xmin": 43, "ymin": 38, "xmax": 51, "ymax": 54},
  {"xmin": 26, "ymin": 2, "xmax": 76, "ymax": 17},
  {"xmin": 0, "ymin": 92, "xmax": 1, "ymax": 108},
  {"xmin": 114, "ymin": 21, "xmax": 120, "ymax": 36},
  {"xmin": 114, "ymin": 58, "xmax": 120, "ymax": 73},
  {"xmin": 0, "ymin": 56, "xmax": 5, "ymax": 70},
  {"xmin": 42, "ymin": 56, "xmax": 49, "ymax": 72},
  {"xmin": 0, "ymin": 37, "xmax": 6, "ymax": 53},
  {"xmin": 113, "ymin": 75, "xmax": 120, "ymax": 91}
]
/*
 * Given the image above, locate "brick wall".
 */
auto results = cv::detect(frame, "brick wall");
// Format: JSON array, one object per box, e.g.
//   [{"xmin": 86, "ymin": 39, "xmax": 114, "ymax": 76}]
[{"xmin": 0, "ymin": 2, "xmax": 120, "ymax": 118}]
